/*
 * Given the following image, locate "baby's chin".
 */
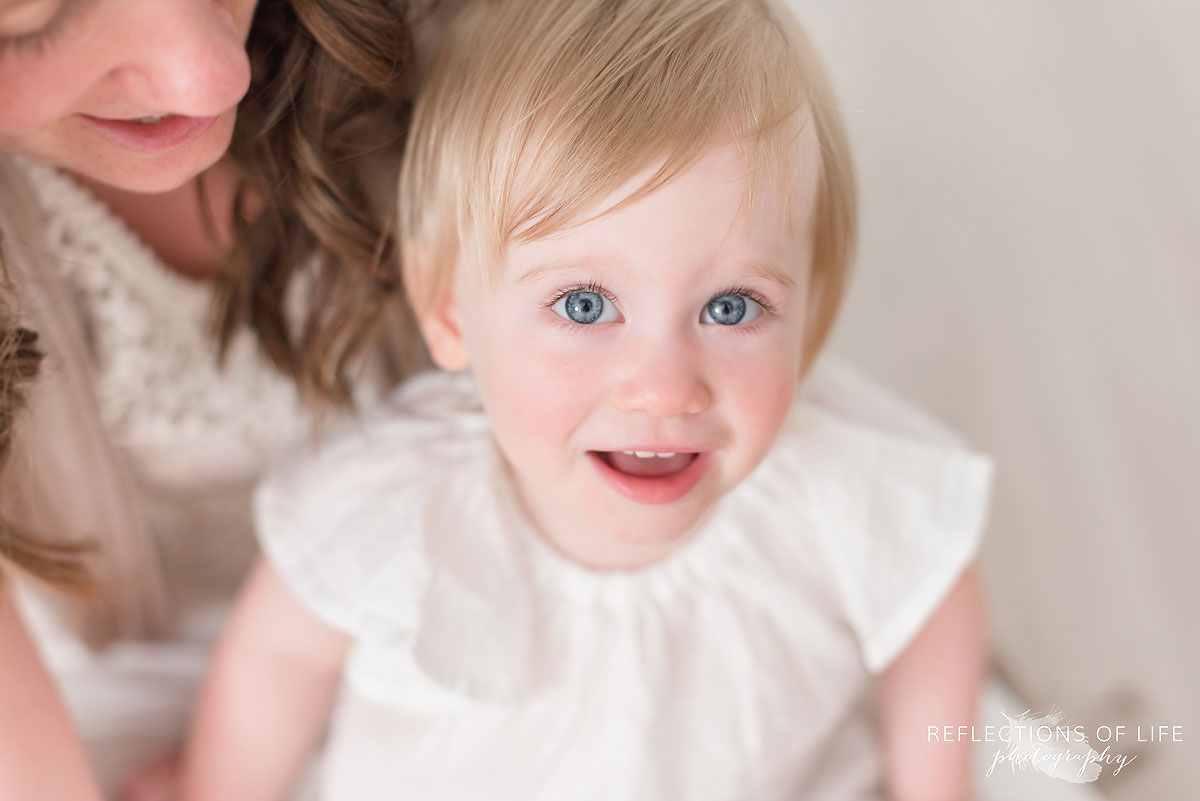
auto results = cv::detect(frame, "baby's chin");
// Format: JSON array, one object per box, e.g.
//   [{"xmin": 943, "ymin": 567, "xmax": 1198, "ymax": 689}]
[
  {"xmin": 507, "ymin": 459, "xmax": 725, "ymax": 571},
  {"xmin": 558, "ymin": 506, "xmax": 716, "ymax": 571},
  {"xmin": 609, "ymin": 525, "xmax": 692, "ymax": 551}
]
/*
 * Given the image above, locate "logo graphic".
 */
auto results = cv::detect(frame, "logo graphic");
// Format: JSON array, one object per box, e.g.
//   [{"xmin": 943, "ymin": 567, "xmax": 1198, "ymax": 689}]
[{"xmin": 989, "ymin": 707, "xmax": 1102, "ymax": 783}]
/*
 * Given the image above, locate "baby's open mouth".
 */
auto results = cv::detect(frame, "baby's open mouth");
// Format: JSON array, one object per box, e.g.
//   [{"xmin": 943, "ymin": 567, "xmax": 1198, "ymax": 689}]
[
  {"xmin": 588, "ymin": 450, "xmax": 712, "ymax": 505},
  {"xmin": 594, "ymin": 451, "xmax": 699, "ymax": 478},
  {"xmin": 585, "ymin": 448, "xmax": 705, "ymax": 503}
]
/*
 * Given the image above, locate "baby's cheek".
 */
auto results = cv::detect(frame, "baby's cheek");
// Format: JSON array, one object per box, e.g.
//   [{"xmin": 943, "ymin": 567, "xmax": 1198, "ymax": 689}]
[
  {"xmin": 713, "ymin": 333, "xmax": 799, "ymax": 461},
  {"xmin": 474, "ymin": 329, "xmax": 602, "ymax": 473},
  {"xmin": 741, "ymin": 361, "xmax": 795, "ymax": 430}
]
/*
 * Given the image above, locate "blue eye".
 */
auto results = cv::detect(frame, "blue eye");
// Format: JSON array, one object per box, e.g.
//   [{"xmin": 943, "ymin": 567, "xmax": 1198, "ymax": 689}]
[
  {"xmin": 552, "ymin": 290, "xmax": 620, "ymax": 325},
  {"xmin": 701, "ymin": 293, "xmax": 763, "ymax": 325}
]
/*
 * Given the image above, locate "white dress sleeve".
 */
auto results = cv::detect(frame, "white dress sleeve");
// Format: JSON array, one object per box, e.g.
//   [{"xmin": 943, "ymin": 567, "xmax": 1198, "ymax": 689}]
[
  {"xmin": 255, "ymin": 370, "xmax": 538, "ymax": 702},
  {"xmin": 794, "ymin": 358, "xmax": 995, "ymax": 673},
  {"xmin": 253, "ymin": 371, "xmax": 487, "ymax": 641}
]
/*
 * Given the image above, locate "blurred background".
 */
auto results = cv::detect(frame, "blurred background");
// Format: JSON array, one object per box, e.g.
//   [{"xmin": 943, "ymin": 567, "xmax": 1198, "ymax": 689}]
[{"xmin": 795, "ymin": 1, "xmax": 1198, "ymax": 797}]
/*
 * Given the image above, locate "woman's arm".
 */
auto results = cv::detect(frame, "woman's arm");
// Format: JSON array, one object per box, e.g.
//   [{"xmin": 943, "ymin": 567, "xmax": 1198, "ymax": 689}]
[
  {"xmin": 0, "ymin": 575, "xmax": 104, "ymax": 801},
  {"xmin": 879, "ymin": 564, "xmax": 987, "ymax": 801},
  {"xmin": 180, "ymin": 558, "xmax": 351, "ymax": 801}
]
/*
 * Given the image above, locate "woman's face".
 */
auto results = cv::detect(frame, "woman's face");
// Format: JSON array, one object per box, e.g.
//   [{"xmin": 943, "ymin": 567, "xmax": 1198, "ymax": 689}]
[{"xmin": 0, "ymin": 0, "xmax": 259, "ymax": 193}]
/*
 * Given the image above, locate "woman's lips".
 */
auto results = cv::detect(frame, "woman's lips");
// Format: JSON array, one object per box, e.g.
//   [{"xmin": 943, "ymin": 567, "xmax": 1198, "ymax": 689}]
[
  {"xmin": 588, "ymin": 450, "xmax": 712, "ymax": 505},
  {"xmin": 77, "ymin": 114, "xmax": 220, "ymax": 154}
]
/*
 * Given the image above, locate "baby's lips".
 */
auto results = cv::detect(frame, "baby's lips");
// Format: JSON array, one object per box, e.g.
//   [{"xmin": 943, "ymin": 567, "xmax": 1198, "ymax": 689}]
[
  {"xmin": 595, "ymin": 450, "xmax": 698, "ymax": 478},
  {"xmin": 588, "ymin": 451, "xmax": 713, "ymax": 505}
]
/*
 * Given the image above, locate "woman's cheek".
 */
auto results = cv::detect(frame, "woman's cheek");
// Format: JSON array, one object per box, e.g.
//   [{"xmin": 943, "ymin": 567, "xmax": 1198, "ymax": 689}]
[{"xmin": 0, "ymin": 60, "xmax": 70, "ymax": 135}]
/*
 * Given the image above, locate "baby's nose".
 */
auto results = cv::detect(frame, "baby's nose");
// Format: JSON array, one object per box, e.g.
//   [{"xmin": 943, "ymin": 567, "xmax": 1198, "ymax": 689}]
[{"xmin": 611, "ymin": 346, "xmax": 712, "ymax": 417}]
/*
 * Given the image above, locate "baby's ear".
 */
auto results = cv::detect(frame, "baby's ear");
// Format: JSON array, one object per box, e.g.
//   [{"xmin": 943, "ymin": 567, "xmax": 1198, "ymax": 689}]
[
  {"xmin": 402, "ymin": 246, "xmax": 469, "ymax": 371},
  {"xmin": 421, "ymin": 286, "xmax": 469, "ymax": 371}
]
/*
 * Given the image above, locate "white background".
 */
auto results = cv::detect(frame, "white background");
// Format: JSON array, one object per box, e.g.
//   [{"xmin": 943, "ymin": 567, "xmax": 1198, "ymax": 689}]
[{"xmin": 796, "ymin": 2, "xmax": 1199, "ymax": 797}]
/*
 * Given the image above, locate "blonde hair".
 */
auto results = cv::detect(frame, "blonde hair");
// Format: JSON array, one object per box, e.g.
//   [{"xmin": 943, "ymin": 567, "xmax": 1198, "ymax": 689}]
[{"xmin": 399, "ymin": 0, "xmax": 857, "ymax": 369}]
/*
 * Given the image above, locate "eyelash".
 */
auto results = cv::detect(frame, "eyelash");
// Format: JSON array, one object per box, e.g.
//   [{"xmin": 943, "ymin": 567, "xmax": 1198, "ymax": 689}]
[
  {"xmin": 0, "ymin": 0, "xmax": 81, "ymax": 57},
  {"xmin": 713, "ymin": 284, "xmax": 778, "ymax": 316},
  {"xmin": 541, "ymin": 282, "xmax": 778, "ymax": 318},
  {"xmin": 541, "ymin": 281, "xmax": 620, "ymax": 311}
]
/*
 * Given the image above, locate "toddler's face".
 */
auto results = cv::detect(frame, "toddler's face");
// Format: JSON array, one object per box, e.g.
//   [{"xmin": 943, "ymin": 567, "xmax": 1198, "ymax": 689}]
[{"xmin": 426, "ymin": 138, "xmax": 820, "ymax": 569}]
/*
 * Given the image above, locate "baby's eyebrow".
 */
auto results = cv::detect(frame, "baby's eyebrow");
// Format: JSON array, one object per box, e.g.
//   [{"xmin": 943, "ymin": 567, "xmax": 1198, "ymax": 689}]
[
  {"xmin": 517, "ymin": 264, "xmax": 565, "ymax": 285},
  {"xmin": 517, "ymin": 256, "xmax": 608, "ymax": 285},
  {"xmin": 739, "ymin": 259, "xmax": 798, "ymax": 291},
  {"xmin": 516, "ymin": 256, "xmax": 797, "ymax": 289}
]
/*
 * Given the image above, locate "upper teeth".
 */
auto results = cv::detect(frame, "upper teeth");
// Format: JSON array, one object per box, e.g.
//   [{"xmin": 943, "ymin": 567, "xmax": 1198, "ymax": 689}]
[
  {"xmin": 132, "ymin": 114, "xmax": 170, "ymax": 124},
  {"xmin": 623, "ymin": 451, "xmax": 677, "ymax": 458}
]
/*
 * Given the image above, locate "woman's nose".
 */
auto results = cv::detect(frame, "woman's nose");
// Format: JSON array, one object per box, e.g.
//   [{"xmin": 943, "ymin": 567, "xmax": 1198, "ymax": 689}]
[
  {"xmin": 99, "ymin": 0, "xmax": 253, "ymax": 118},
  {"xmin": 611, "ymin": 339, "xmax": 713, "ymax": 418}
]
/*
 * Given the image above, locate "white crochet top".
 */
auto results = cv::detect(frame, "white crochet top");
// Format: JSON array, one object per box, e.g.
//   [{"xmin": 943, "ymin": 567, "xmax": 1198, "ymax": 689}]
[
  {"xmin": 11, "ymin": 159, "xmax": 321, "ymax": 793},
  {"xmin": 16, "ymin": 158, "xmax": 312, "ymax": 612}
]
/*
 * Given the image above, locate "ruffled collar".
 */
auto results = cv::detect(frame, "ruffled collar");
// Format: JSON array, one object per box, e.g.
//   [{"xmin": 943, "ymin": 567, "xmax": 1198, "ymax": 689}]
[{"xmin": 408, "ymin": 436, "xmax": 739, "ymax": 699}]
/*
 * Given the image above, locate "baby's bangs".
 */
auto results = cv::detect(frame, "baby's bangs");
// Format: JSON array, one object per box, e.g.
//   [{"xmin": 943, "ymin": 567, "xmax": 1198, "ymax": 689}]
[{"xmin": 465, "ymin": 0, "xmax": 816, "ymax": 264}]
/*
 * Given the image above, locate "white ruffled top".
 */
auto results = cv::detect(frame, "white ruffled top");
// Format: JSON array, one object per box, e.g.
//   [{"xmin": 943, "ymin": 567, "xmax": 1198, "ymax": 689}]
[{"xmin": 257, "ymin": 359, "xmax": 994, "ymax": 801}]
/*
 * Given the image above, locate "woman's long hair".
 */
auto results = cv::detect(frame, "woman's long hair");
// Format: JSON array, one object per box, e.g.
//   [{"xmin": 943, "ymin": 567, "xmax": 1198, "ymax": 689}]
[
  {"xmin": 0, "ymin": 282, "xmax": 94, "ymax": 590},
  {"xmin": 216, "ymin": 0, "xmax": 422, "ymax": 407},
  {"xmin": 1, "ymin": 0, "xmax": 425, "ymax": 587}
]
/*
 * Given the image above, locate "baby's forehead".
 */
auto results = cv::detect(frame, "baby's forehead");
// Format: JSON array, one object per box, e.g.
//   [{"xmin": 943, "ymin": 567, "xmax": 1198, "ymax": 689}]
[
  {"xmin": 508, "ymin": 127, "xmax": 822, "ymax": 255},
  {"xmin": 489, "ymin": 137, "xmax": 820, "ymax": 287}
]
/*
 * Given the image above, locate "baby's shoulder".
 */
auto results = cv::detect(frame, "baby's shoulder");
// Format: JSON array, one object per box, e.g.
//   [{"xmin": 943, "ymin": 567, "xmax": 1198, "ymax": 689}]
[
  {"xmin": 792, "ymin": 356, "xmax": 965, "ymax": 447},
  {"xmin": 254, "ymin": 370, "xmax": 490, "ymax": 638},
  {"xmin": 744, "ymin": 356, "xmax": 993, "ymax": 673},
  {"xmin": 745, "ymin": 357, "xmax": 982, "ymax": 514},
  {"xmin": 260, "ymin": 370, "xmax": 487, "ymax": 503}
]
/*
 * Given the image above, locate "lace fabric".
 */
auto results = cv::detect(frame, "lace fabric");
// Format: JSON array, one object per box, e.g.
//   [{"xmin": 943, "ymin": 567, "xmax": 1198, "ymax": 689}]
[
  {"xmin": 15, "ymin": 159, "xmax": 310, "ymax": 486},
  {"xmin": 14, "ymin": 157, "xmax": 315, "ymax": 611}
]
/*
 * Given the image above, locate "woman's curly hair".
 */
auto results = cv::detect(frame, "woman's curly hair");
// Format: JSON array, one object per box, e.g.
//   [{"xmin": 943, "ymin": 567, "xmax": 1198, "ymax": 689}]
[
  {"xmin": 217, "ymin": 0, "xmax": 422, "ymax": 406},
  {"xmin": 1, "ymin": 0, "xmax": 426, "ymax": 587},
  {"xmin": 0, "ymin": 288, "xmax": 94, "ymax": 590}
]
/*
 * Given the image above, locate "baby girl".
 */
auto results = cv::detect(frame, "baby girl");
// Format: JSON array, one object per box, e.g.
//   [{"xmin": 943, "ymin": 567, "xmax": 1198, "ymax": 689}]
[{"xmin": 182, "ymin": 0, "xmax": 993, "ymax": 798}]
